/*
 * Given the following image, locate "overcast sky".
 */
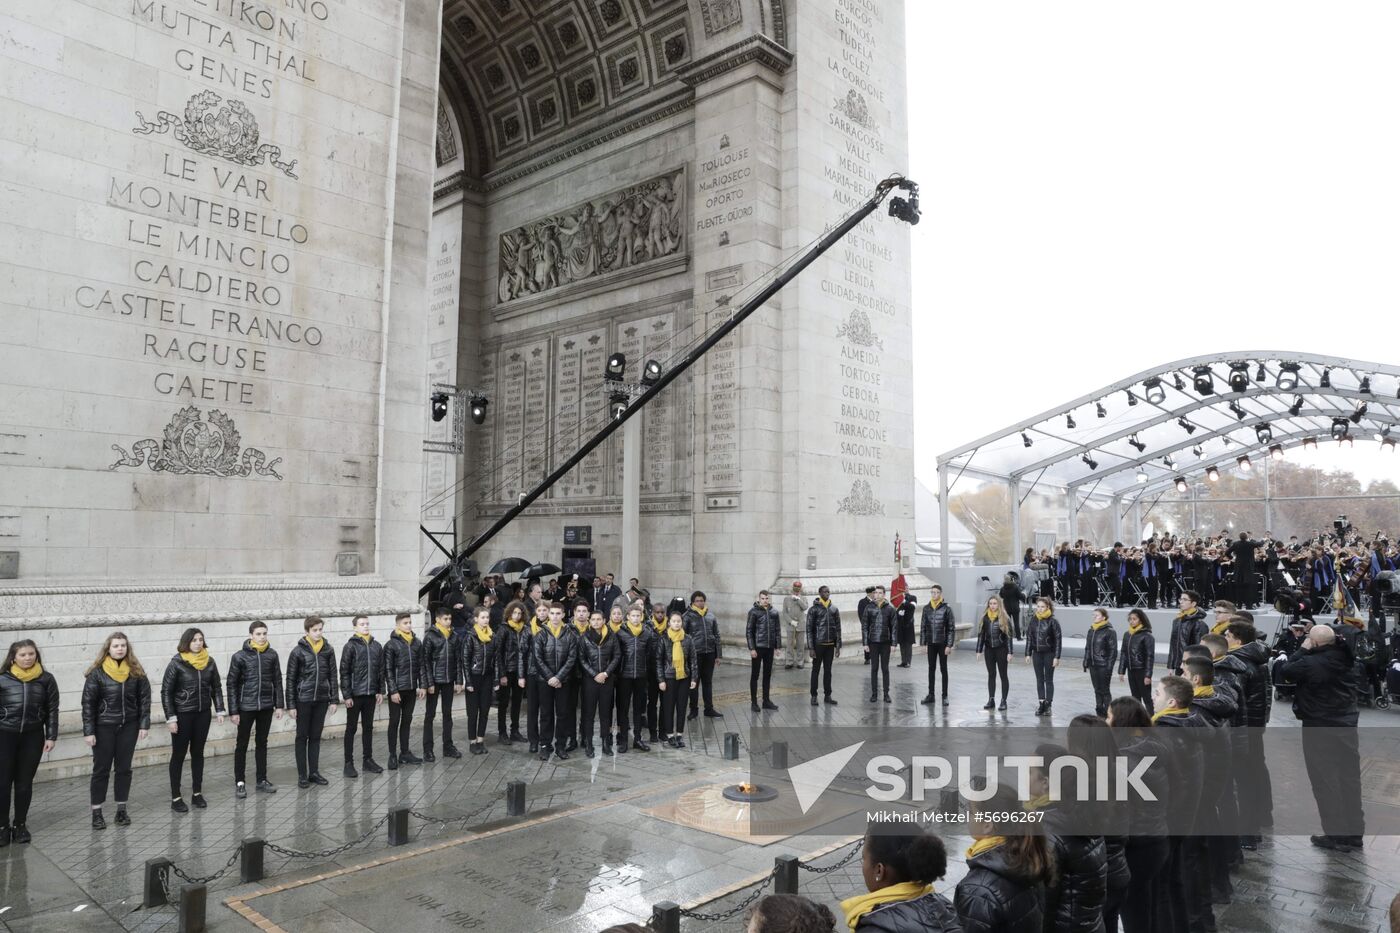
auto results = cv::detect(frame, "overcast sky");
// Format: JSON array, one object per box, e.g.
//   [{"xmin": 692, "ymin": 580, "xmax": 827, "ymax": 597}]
[{"xmin": 905, "ymin": 2, "xmax": 1400, "ymax": 488}]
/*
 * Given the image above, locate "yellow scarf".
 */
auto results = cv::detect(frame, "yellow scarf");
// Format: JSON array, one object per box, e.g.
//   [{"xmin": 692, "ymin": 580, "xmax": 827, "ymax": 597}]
[
  {"xmin": 307, "ymin": 638, "xmax": 324, "ymax": 655},
  {"xmin": 473, "ymin": 624, "xmax": 493, "ymax": 644},
  {"xmin": 667, "ymin": 628, "xmax": 687, "ymax": 679},
  {"xmin": 546, "ymin": 621, "xmax": 565, "ymax": 638},
  {"xmin": 9, "ymin": 662, "xmax": 42, "ymax": 683},
  {"xmin": 1034, "ymin": 607, "xmax": 1052, "ymax": 621},
  {"xmin": 574, "ymin": 619, "xmax": 589, "ymax": 634},
  {"xmin": 1175, "ymin": 608, "xmax": 1193, "ymax": 620},
  {"xmin": 1091, "ymin": 619, "xmax": 1109, "ymax": 630},
  {"xmin": 626, "ymin": 621, "xmax": 645, "ymax": 637},
  {"xmin": 250, "ymin": 640, "xmax": 269, "ymax": 653},
  {"xmin": 102, "ymin": 657, "xmax": 129, "ymax": 683},
  {"xmin": 986, "ymin": 609, "xmax": 999, "ymax": 621},
  {"xmin": 1211, "ymin": 620, "xmax": 1229, "ymax": 635},
  {"xmin": 609, "ymin": 620, "xmax": 623, "ymax": 633},
  {"xmin": 356, "ymin": 633, "xmax": 371, "ymax": 644},
  {"xmin": 926, "ymin": 598, "xmax": 940, "ymax": 609},
  {"xmin": 530, "ymin": 619, "xmax": 543, "ymax": 636},
  {"xmin": 1025, "ymin": 794, "xmax": 1052, "ymax": 811},
  {"xmin": 397, "ymin": 629, "xmax": 414, "ymax": 644},
  {"xmin": 508, "ymin": 618, "xmax": 526, "ymax": 633},
  {"xmin": 692, "ymin": 605, "xmax": 707, "ymax": 617},
  {"xmin": 181, "ymin": 648, "xmax": 210, "ymax": 670},
  {"xmin": 966, "ymin": 835, "xmax": 1006, "ymax": 859},
  {"xmin": 1128, "ymin": 623, "xmax": 1143, "ymax": 636},
  {"xmin": 839, "ymin": 882, "xmax": 934, "ymax": 932},
  {"xmin": 652, "ymin": 617, "xmax": 668, "ymax": 633},
  {"xmin": 434, "ymin": 622, "xmax": 452, "ymax": 640},
  {"xmin": 1152, "ymin": 706, "xmax": 1189, "ymax": 723},
  {"xmin": 1193, "ymin": 685, "xmax": 1214, "ymax": 698}
]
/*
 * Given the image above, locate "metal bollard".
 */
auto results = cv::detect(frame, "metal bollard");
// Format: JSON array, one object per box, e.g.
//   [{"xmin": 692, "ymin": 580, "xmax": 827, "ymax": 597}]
[
  {"xmin": 506, "ymin": 780, "xmax": 526, "ymax": 817},
  {"xmin": 177, "ymin": 884, "xmax": 206, "ymax": 933},
  {"xmin": 723, "ymin": 732, "xmax": 740, "ymax": 759},
  {"xmin": 143, "ymin": 857, "xmax": 172, "ymax": 908},
  {"xmin": 240, "ymin": 838, "xmax": 265, "ymax": 884},
  {"xmin": 651, "ymin": 901, "xmax": 681, "ymax": 933},
  {"xmin": 388, "ymin": 807, "xmax": 411, "ymax": 846},
  {"xmin": 770, "ymin": 740, "xmax": 789, "ymax": 770},
  {"xmin": 774, "ymin": 854, "xmax": 799, "ymax": 894}
]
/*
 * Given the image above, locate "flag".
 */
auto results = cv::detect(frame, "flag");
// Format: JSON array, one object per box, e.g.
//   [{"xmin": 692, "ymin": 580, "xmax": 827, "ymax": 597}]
[{"xmin": 890, "ymin": 532, "xmax": 908, "ymax": 604}]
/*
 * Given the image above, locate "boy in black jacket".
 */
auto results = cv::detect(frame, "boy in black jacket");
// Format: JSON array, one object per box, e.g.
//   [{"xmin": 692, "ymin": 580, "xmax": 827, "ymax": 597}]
[
  {"xmin": 422, "ymin": 606, "xmax": 464, "ymax": 761},
  {"xmin": 339, "ymin": 614, "xmax": 384, "ymax": 778},
  {"xmin": 227, "ymin": 622, "xmax": 283, "ymax": 797}
]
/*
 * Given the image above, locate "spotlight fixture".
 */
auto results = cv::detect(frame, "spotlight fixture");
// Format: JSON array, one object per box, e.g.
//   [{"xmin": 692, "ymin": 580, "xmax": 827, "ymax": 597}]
[
  {"xmin": 430, "ymin": 391, "xmax": 449, "ymax": 422},
  {"xmin": 1174, "ymin": 476, "xmax": 1189, "ymax": 493},
  {"xmin": 1221, "ymin": 435, "xmax": 1233, "ymax": 447},
  {"xmin": 1126, "ymin": 390, "xmax": 1138, "ymax": 407},
  {"xmin": 608, "ymin": 390, "xmax": 630, "ymax": 420},
  {"xmin": 641, "ymin": 359, "xmax": 663, "ymax": 385},
  {"xmin": 1178, "ymin": 418, "xmax": 1197, "ymax": 435},
  {"xmin": 1276, "ymin": 362, "xmax": 1300, "ymax": 391},
  {"xmin": 1192, "ymin": 444, "xmax": 1204, "ymax": 458},
  {"xmin": 1096, "ymin": 402, "xmax": 1107, "ymax": 418},
  {"xmin": 1143, "ymin": 377, "xmax": 1165, "ymax": 404},
  {"xmin": 1302, "ymin": 436, "xmax": 1318, "ymax": 450},
  {"xmin": 1351, "ymin": 401, "xmax": 1368, "ymax": 424},
  {"xmin": 1255, "ymin": 424, "xmax": 1272, "ymax": 444},
  {"xmin": 1173, "ymin": 373, "xmax": 1186, "ymax": 391},
  {"xmin": 1192, "ymin": 366, "xmax": 1215, "ymax": 396},
  {"xmin": 1066, "ymin": 414, "xmax": 1077, "ymax": 430},
  {"xmin": 1136, "ymin": 470, "xmax": 1149, "ymax": 484},
  {"xmin": 1236, "ymin": 455, "xmax": 1252, "ymax": 472},
  {"xmin": 1228, "ymin": 401, "xmax": 1246, "ymax": 420},
  {"xmin": 1269, "ymin": 444, "xmax": 1284, "ymax": 461},
  {"xmin": 1288, "ymin": 395, "xmax": 1303, "ymax": 416},
  {"xmin": 469, "ymin": 394, "xmax": 489, "ymax": 424},
  {"xmin": 1255, "ymin": 363, "xmax": 1267, "ymax": 382},
  {"xmin": 1163, "ymin": 455, "xmax": 1175, "ymax": 468},
  {"xmin": 1022, "ymin": 432, "xmax": 1033, "ymax": 448},
  {"xmin": 605, "ymin": 352, "xmax": 627, "ymax": 381},
  {"xmin": 1331, "ymin": 418, "xmax": 1350, "ymax": 440},
  {"xmin": 1227, "ymin": 363, "xmax": 1250, "ymax": 393},
  {"xmin": 1206, "ymin": 465, "xmax": 1220, "ymax": 482},
  {"xmin": 1320, "ymin": 368, "xmax": 1331, "ymax": 388},
  {"xmin": 1128, "ymin": 433, "xmax": 1147, "ymax": 453},
  {"xmin": 1360, "ymin": 375, "xmax": 1372, "ymax": 394},
  {"xmin": 1081, "ymin": 453, "xmax": 1099, "ymax": 471}
]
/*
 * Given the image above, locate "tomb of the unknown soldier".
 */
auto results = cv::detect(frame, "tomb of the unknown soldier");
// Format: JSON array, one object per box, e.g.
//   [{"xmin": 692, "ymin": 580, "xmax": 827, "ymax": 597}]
[{"xmin": 2, "ymin": 0, "xmax": 1399, "ymax": 931}]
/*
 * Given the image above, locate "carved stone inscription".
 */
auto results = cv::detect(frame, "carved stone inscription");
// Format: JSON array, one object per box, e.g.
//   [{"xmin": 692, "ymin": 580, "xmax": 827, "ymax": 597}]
[
  {"xmin": 497, "ymin": 169, "xmax": 685, "ymax": 303},
  {"xmin": 703, "ymin": 307, "xmax": 739, "ymax": 492},
  {"xmin": 552, "ymin": 327, "xmax": 609, "ymax": 498}
]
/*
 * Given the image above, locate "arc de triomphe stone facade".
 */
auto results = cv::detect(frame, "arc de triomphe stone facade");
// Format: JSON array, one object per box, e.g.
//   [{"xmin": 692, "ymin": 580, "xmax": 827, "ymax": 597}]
[{"xmin": 1, "ymin": 0, "xmax": 913, "ymax": 769}]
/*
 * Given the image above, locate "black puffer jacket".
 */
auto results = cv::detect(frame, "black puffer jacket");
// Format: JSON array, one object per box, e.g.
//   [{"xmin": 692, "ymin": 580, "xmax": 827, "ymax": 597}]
[
  {"xmin": 1104, "ymin": 835, "xmax": 1130, "ymax": 904},
  {"xmin": 1040, "ymin": 807, "xmax": 1107, "ymax": 933},
  {"xmin": 920, "ymin": 601, "xmax": 956, "ymax": 649},
  {"xmin": 382, "ymin": 631, "xmax": 424, "ymax": 694},
  {"xmin": 856, "ymin": 891, "xmax": 964, "ymax": 932},
  {"xmin": 954, "ymin": 844, "xmax": 1046, "ymax": 933},
  {"xmin": 861, "ymin": 601, "xmax": 898, "ymax": 645},
  {"xmin": 1212, "ymin": 653, "xmax": 1250, "ymax": 725},
  {"xmin": 1023, "ymin": 614, "xmax": 1061, "ymax": 657},
  {"xmin": 1083, "ymin": 623, "xmax": 1118, "ymax": 670},
  {"xmin": 1118, "ymin": 627, "xmax": 1154, "ymax": 674},
  {"xmin": 226, "ymin": 643, "xmax": 283, "ymax": 713},
  {"xmin": 807, "ymin": 600, "xmax": 843, "ymax": 648},
  {"xmin": 494, "ymin": 623, "xmax": 529, "ymax": 680},
  {"xmin": 656, "ymin": 632, "xmax": 698, "ymax": 682},
  {"xmin": 616, "ymin": 624, "xmax": 654, "ymax": 679},
  {"xmin": 683, "ymin": 609, "xmax": 723, "ymax": 656},
  {"xmin": 284, "ymin": 639, "xmax": 337, "ymax": 706},
  {"xmin": 745, "ymin": 605, "xmax": 782, "ymax": 650},
  {"xmin": 531, "ymin": 625, "xmax": 578, "ymax": 683},
  {"xmin": 1227, "ymin": 640, "xmax": 1271, "ymax": 726},
  {"xmin": 81, "ymin": 667, "xmax": 151, "ymax": 734},
  {"xmin": 1274, "ymin": 641, "xmax": 1358, "ymax": 724},
  {"xmin": 161, "ymin": 655, "xmax": 225, "ymax": 719},
  {"xmin": 974, "ymin": 614, "xmax": 1010, "ymax": 652},
  {"xmin": 1167, "ymin": 608, "xmax": 1208, "ymax": 672},
  {"xmin": 423, "ymin": 625, "xmax": 463, "ymax": 686},
  {"xmin": 578, "ymin": 628, "xmax": 621, "ymax": 679},
  {"xmin": 1118, "ymin": 731, "xmax": 1171, "ymax": 836},
  {"xmin": 339, "ymin": 636, "xmax": 384, "ymax": 699},
  {"xmin": 461, "ymin": 626, "xmax": 498, "ymax": 679},
  {"xmin": 0, "ymin": 669, "xmax": 60, "ymax": 738},
  {"xmin": 1153, "ymin": 710, "xmax": 1207, "ymax": 833}
]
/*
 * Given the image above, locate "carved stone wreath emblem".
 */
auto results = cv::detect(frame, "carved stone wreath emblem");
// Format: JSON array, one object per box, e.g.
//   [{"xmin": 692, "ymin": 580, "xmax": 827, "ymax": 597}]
[
  {"xmin": 133, "ymin": 91, "xmax": 299, "ymax": 179},
  {"xmin": 837, "ymin": 480, "xmax": 884, "ymax": 516},
  {"xmin": 109, "ymin": 406, "xmax": 283, "ymax": 480},
  {"xmin": 833, "ymin": 89, "xmax": 877, "ymax": 131},
  {"xmin": 836, "ymin": 309, "xmax": 884, "ymax": 350}
]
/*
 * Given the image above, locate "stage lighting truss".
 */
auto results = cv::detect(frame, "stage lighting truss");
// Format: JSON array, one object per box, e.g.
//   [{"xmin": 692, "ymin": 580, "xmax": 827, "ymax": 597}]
[{"xmin": 423, "ymin": 383, "xmax": 490, "ymax": 454}]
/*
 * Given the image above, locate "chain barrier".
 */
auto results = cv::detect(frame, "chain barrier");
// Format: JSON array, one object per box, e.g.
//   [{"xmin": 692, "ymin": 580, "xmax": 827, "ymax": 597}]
[
  {"xmin": 676, "ymin": 866, "xmax": 777, "ymax": 923},
  {"xmin": 408, "ymin": 795, "xmax": 504, "ymax": 832},
  {"xmin": 163, "ymin": 842, "xmax": 244, "ymax": 896},
  {"xmin": 796, "ymin": 838, "xmax": 863, "ymax": 874},
  {"xmin": 266, "ymin": 812, "xmax": 392, "ymax": 862}
]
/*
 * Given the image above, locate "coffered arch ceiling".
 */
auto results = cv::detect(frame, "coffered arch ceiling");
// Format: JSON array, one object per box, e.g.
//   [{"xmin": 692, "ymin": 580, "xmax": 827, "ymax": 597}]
[{"xmin": 437, "ymin": 0, "xmax": 787, "ymax": 182}]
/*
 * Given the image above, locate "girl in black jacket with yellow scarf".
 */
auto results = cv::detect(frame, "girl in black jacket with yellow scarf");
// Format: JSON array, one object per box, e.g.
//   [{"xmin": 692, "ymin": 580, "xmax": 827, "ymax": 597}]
[
  {"xmin": 657, "ymin": 613, "xmax": 697, "ymax": 747},
  {"xmin": 1, "ymin": 640, "xmax": 60, "ymax": 846},
  {"xmin": 839, "ymin": 823, "xmax": 961, "ymax": 932},
  {"xmin": 162, "ymin": 627, "xmax": 225, "ymax": 812},
  {"xmin": 461, "ymin": 606, "xmax": 498, "ymax": 755},
  {"xmin": 975, "ymin": 596, "xmax": 1013, "ymax": 711},
  {"xmin": 82, "ymin": 632, "xmax": 151, "ymax": 829},
  {"xmin": 1022, "ymin": 597, "xmax": 1061, "ymax": 716},
  {"xmin": 285, "ymin": 616, "xmax": 337, "ymax": 788},
  {"xmin": 955, "ymin": 783, "xmax": 1052, "ymax": 933}
]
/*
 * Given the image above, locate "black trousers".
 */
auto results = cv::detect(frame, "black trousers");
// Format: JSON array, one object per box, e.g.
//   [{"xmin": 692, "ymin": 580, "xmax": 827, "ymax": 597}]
[
  {"xmin": 750, "ymin": 648, "xmax": 774, "ymax": 701},
  {"xmin": 646, "ymin": 677, "xmax": 661, "ymax": 736},
  {"xmin": 465, "ymin": 674, "xmax": 492, "ymax": 741},
  {"xmin": 566, "ymin": 676, "xmax": 583, "ymax": 741},
  {"xmin": 926, "ymin": 648, "xmax": 950, "ymax": 698},
  {"xmin": 1088, "ymin": 664, "xmax": 1113, "ymax": 715},
  {"xmin": 497, "ymin": 678, "xmax": 525, "ymax": 735},
  {"xmin": 537, "ymin": 683, "xmax": 569, "ymax": 751},
  {"xmin": 689, "ymin": 653, "xmax": 717, "ymax": 715},
  {"xmin": 811, "ymin": 644, "xmax": 836, "ymax": 698},
  {"xmin": 525, "ymin": 678, "xmax": 543, "ymax": 745},
  {"xmin": 581, "ymin": 678, "xmax": 614, "ymax": 744},
  {"xmin": 1144, "ymin": 575, "xmax": 1160, "ymax": 609},
  {"xmin": 235, "ymin": 708, "xmax": 274, "ymax": 783},
  {"xmin": 1302, "ymin": 724, "xmax": 1365, "ymax": 840},
  {"xmin": 169, "ymin": 709, "xmax": 211, "ymax": 797},
  {"xmin": 1233, "ymin": 730, "xmax": 1271, "ymax": 832},
  {"xmin": 662, "ymin": 677, "xmax": 690, "ymax": 734},
  {"xmin": 616, "ymin": 677, "xmax": 647, "ymax": 740},
  {"xmin": 0, "ymin": 728, "xmax": 44, "ymax": 825},
  {"xmin": 1031, "ymin": 651, "xmax": 1056, "ymax": 703},
  {"xmin": 1127, "ymin": 668, "xmax": 1153, "ymax": 714},
  {"xmin": 343, "ymin": 696, "xmax": 375, "ymax": 762},
  {"xmin": 1120, "ymin": 836, "xmax": 1169, "ymax": 933},
  {"xmin": 983, "ymin": 644, "xmax": 1009, "ymax": 700},
  {"xmin": 387, "ymin": 692, "xmax": 416, "ymax": 756},
  {"xmin": 294, "ymin": 701, "xmax": 328, "ymax": 779},
  {"xmin": 898, "ymin": 637, "xmax": 914, "ymax": 666},
  {"xmin": 91, "ymin": 720, "xmax": 139, "ymax": 806},
  {"xmin": 423, "ymin": 682, "xmax": 455, "ymax": 751},
  {"xmin": 868, "ymin": 642, "xmax": 891, "ymax": 696}
]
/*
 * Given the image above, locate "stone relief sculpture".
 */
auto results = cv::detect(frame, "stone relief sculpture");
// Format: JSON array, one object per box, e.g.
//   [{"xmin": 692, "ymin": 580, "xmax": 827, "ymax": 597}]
[
  {"xmin": 110, "ymin": 406, "xmax": 283, "ymax": 479},
  {"xmin": 133, "ymin": 91, "xmax": 298, "ymax": 179},
  {"xmin": 497, "ymin": 169, "xmax": 684, "ymax": 303},
  {"xmin": 837, "ymin": 480, "xmax": 884, "ymax": 516},
  {"xmin": 833, "ymin": 89, "xmax": 877, "ymax": 132},
  {"xmin": 836, "ymin": 308, "xmax": 884, "ymax": 350},
  {"xmin": 700, "ymin": 0, "xmax": 743, "ymax": 37}
]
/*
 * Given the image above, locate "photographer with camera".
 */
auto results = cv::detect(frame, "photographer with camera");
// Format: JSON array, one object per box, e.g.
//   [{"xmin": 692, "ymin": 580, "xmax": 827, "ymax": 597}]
[{"xmin": 1271, "ymin": 623, "xmax": 1365, "ymax": 851}]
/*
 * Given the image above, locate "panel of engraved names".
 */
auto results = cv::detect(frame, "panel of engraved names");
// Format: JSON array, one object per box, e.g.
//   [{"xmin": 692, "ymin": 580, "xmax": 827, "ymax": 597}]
[
  {"xmin": 498, "ymin": 347, "xmax": 527, "ymax": 501},
  {"xmin": 702, "ymin": 306, "xmax": 739, "ymax": 492},
  {"xmin": 476, "ymin": 350, "xmax": 498, "ymax": 503},
  {"xmin": 552, "ymin": 326, "xmax": 609, "ymax": 498}
]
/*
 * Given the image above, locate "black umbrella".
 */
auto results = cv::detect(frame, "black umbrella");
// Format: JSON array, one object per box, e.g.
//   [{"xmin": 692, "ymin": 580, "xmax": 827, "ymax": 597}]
[
  {"xmin": 488, "ymin": 557, "xmax": 533, "ymax": 575},
  {"xmin": 520, "ymin": 562, "xmax": 562, "ymax": 580}
]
